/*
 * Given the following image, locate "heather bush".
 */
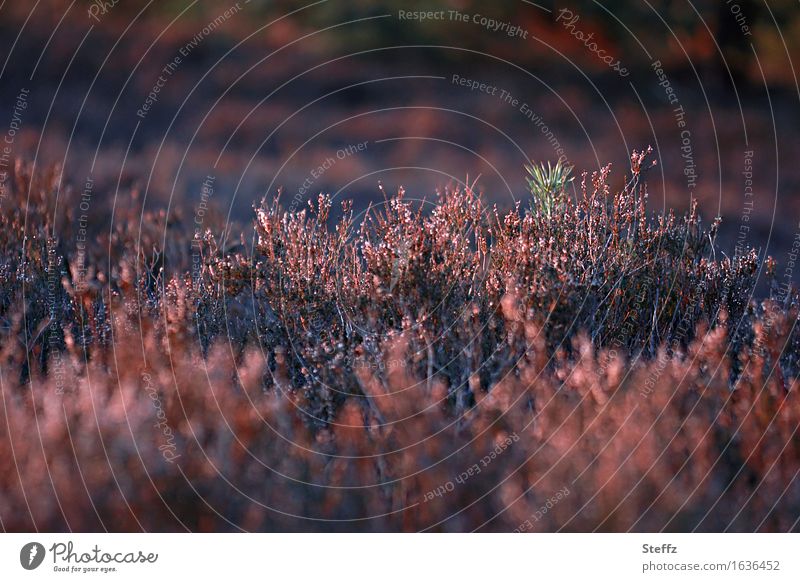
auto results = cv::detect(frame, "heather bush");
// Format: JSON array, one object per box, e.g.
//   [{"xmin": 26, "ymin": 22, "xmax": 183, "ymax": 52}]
[{"xmin": 1, "ymin": 153, "xmax": 799, "ymax": 532}]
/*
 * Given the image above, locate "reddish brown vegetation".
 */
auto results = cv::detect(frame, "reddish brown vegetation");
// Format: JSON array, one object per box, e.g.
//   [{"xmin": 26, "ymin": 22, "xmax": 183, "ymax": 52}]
[{"xmin": 0, "ymin": 154, "xmax": 798, "ymax": 531}]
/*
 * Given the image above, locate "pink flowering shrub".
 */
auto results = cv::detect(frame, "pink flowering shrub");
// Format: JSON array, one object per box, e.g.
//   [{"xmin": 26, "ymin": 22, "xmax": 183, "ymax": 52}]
[{"xmin": 0, "ymin": 153, "xmax": 798, "ymax": 531}]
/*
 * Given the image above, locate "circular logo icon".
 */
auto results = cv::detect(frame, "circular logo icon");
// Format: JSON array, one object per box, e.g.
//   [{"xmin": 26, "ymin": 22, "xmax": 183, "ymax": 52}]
[{"xmin": 20, "ymin": 542, "xmax": 46, "ymax": 570}]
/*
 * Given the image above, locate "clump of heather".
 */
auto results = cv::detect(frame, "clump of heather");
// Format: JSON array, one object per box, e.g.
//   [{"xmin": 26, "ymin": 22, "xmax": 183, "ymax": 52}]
[
  {"xmin": 0, "ymin": 151, "xmax": 798, "ymax": 532},
  {"xmin": 206, "ymin": 149, "xmax": 773, "ymax": 419}
]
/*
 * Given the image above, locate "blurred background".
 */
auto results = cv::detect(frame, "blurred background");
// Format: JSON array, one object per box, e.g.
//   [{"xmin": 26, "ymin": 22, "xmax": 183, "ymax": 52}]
[{"xmin": 1, "ymin": 0, "xmax": 798, "ymax": 263}]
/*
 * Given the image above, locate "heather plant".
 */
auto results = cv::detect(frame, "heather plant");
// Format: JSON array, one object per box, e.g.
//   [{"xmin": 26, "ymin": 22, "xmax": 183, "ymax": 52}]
[
  {"xmin": 498, "ymin": 150, "xmax": 761, "ymax": 362},
  {"xmin": 1, "ymin": 298, "xmax": 797, "ymax": 532},
  {"xmin": 1, "ymin": 153, "xmax": 799, "ymax": 532}
]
